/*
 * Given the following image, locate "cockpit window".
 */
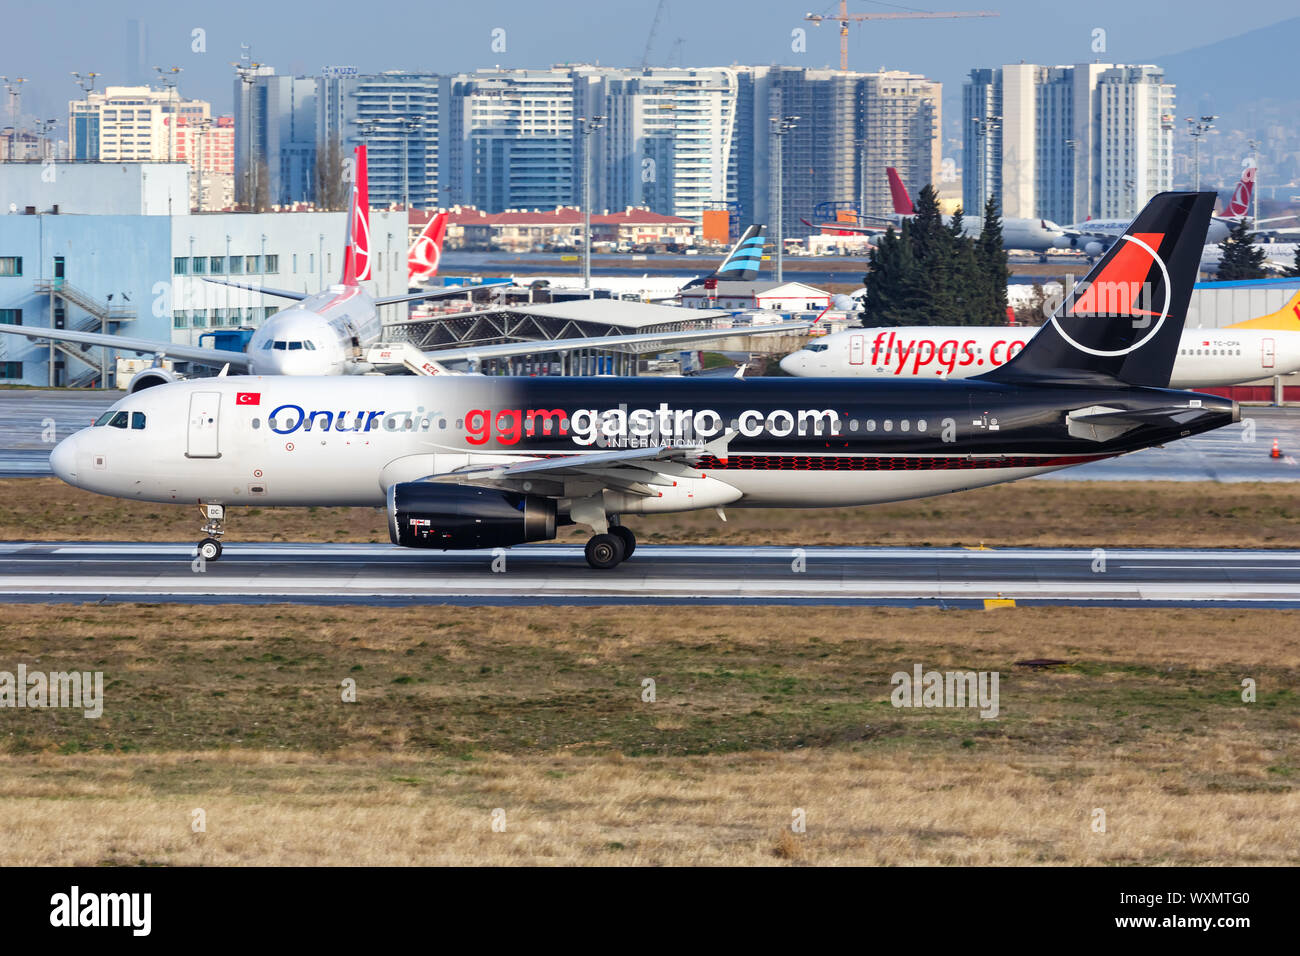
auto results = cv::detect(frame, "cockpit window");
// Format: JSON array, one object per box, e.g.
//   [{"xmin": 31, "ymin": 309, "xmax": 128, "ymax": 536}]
[
  {"xmin": 304, "ymin": 341, "xmax": 316, "ymax": 351},
  {"xmin": 261, "ymin": 339, "xmax": 274, "ymax": 350},
  {"xmin": 131, "ymin": 411, "xmax": 146, "ymax": 430},
  {"xmin": 94, "ymin": 411, "xmax": 115, "ymax": 426},
  {"xmin": 288, "ymin": 341, "xmax": 303, "ymax": 351},
  {"xmin": 273, "ymin": 340, "xmax": 287, "ymax": 350},
  {"xmin": 108, "ymin": 411, "xmax": 129, "ymax": 429},
  {"xmin": 802, "ymin": 342, "xmax": 829, "ymax": 352}
]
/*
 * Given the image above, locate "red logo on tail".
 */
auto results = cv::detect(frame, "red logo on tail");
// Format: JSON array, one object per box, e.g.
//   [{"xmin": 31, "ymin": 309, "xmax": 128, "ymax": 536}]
[{"xmin": 343, "ymin": 144, "xmax": 372, "ymax": 284}]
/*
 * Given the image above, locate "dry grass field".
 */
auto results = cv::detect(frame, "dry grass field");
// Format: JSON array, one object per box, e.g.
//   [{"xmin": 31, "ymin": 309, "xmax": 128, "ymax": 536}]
[
  {"xmin": 2, "ymin": 476, "xmax": 1298, "ymax": 548},
  {"xmin": 0, "ymin": 604, "xmax": 1295, "ymax": 865}
]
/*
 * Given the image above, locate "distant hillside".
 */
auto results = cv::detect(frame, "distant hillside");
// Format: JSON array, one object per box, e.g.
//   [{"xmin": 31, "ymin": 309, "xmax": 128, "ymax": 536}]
[{"xmin": 1151, "ymin": 16, "xmax": 1300, "ymax": 120}]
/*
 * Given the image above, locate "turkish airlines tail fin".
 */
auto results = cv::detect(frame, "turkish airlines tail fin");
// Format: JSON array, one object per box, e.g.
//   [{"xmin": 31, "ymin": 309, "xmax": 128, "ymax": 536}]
[
  {"xmin": 342, "ymin": 144, "xmax": 372, "ymax": 286},
  {"xmin": 1223, "ymin": 167, "xmax": 1255, "ymax": 218},
  {"xmin": 1227, "ymin": 288, "xmax": 1300, "ymax": 331},
  {"xmin": 408, "ymin": 212, "xmax": 448, "ymax": 283},
  {"xmin": 886, "ymin": 167, "xmax": 914, "ymax": 216},
  {"xmin": 980, "ymin": 191, "xmax": 1216, "ymax": 388}
]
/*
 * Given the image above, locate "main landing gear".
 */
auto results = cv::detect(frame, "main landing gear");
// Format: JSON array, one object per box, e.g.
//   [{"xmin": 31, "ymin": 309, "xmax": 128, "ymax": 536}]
[
  {"xmin": 197, "ymin": 503, "xmax": 226, "ymax": 562},
  {"xmin": 585, "ymin": 524, "xmax": 636, "ymax": 570}
]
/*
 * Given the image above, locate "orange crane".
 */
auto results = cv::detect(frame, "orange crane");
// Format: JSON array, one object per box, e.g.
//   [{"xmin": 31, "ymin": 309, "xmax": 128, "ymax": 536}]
[{"xmin": 804, "ymin": 2, "xmax": 999, "ymax": 71}]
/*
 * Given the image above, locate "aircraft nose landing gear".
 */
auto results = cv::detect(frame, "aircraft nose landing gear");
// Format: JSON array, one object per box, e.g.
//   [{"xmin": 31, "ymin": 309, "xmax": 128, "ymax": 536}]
[{"xmin": 197, "ymin": 503, "xmax": 226, "ymax": 562}]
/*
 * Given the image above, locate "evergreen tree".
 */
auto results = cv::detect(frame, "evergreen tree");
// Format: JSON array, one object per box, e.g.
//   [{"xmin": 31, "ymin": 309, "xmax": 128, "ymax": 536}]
[
  {"xmin": 946, "ymin": 207, "xmax": 981, "ymax": 323},
  {"xmin": 973, "ymin": 196, "xmax": 1010, "ymax": 324},
  {"xmin": 1216, "ymin": 220, "xmax": 1268, "ymax": 280},
  {"xmin": 1287, "ymin": 243, "xmax": 1300, "ymax": 278}
]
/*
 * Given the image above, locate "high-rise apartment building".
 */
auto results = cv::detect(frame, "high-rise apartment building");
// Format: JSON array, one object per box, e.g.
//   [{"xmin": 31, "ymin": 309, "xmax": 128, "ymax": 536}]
[
  {"xmin": 69, "ymin": 85, "xmax": 209, "ymax": 163},
  {"xmin": 317, "ymin": 70, "xmax": 442, "ymax": 209},
  {"xmin": 233, "ymin": 67, "xmax": 319, "ymax": 208},
  {"xmin": 964, "ymin": 63, "xmax": 1174, "ymax": 223}
]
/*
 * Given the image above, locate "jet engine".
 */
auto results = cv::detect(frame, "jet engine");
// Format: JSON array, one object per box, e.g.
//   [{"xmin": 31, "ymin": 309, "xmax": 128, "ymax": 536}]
[
  {"xmin": 1083, "ymin": 240, "xmax": 1105, "ymax": 257},
  {"xmin": 127, "ymin": 368, "xmax": 183, "ymax": 393},
  {"xmin": 387, "ymin": 482, "xmax": 557, "ymax": 550}
]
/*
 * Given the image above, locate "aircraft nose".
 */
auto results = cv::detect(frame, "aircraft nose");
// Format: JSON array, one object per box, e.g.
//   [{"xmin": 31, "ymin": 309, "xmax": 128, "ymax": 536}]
[
  {"xmin": 50, "ymin": 435, "xmax": 78, "ymax": 484},
  {"xmin": 779, "ymin": 354, "xmax": 800, "ymax": 375}
]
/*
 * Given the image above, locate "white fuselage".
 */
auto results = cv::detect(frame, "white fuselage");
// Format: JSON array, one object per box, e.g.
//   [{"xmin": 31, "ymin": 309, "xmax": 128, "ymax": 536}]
[
  {"xmin": 243, "ymin": 284, "xmax": 385, "ymax": 376},
  {"xmin": 49, "ymin": 375, "xmax": 1103, "ymax": 512},
  {"xmin": 877, "ymin": 213, "xmax": 1066, "ymax": 253},
  {"xmin": 781, "ymin": 325, "xmax": 1300, "ymax": 388}
]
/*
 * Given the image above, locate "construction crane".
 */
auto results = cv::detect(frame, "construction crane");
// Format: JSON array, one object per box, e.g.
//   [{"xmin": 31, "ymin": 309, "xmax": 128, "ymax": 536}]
[{"xmin": 804, "ymin": 2, "xmax": 999, "ymax": 72}]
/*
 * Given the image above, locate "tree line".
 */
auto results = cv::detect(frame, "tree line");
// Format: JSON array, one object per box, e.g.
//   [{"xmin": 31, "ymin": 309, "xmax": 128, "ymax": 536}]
[{"xmin": 861, "ymin": 184, "xmax": 1011, "ymax": 326}]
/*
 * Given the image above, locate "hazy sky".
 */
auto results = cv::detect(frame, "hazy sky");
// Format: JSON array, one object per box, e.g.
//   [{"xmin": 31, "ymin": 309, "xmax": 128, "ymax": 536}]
[{"xmin": 3, "ymin": 0, "xmax": 1292, "ymax": 124}]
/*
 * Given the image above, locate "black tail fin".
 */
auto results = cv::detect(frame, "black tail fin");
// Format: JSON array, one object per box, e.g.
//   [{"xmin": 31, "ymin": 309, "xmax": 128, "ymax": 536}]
[{"xmin": 981, "ymin": 191, "xmax": 1215, "ymax": 387}]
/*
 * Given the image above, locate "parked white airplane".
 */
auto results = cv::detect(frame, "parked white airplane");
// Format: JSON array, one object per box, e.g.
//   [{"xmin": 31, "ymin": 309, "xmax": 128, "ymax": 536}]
[
  {"xmin": 1060, "ymin": 168, "xmax": 1295, "ymax": 259},
  {"xmin": 780, "ymin": 290, "xmax": 1300, "ymax": 387},
  {"xmin": 808, "ymin": 168, "xmax": 1068, "ymax": 259},
  {"xmin": 1, "ymin": 157, "xmax": 802, "ymax": 385}
]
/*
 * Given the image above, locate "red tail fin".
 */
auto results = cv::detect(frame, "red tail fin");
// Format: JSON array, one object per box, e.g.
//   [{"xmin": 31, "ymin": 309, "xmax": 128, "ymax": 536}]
[
  {"xmin": 342, "ymin": 144, "xmax": 371, "ymax": 285},
  {"xmin": 408, "ymin": 212, "xmax": 448, "ymax": 282},
  {"xmin": 886, "ymin": 167, "xmax": 914, "ymax": 215},
  {"xmin": 1224, "ymin": 165, "xmax": 1254, "ymax": 218}
]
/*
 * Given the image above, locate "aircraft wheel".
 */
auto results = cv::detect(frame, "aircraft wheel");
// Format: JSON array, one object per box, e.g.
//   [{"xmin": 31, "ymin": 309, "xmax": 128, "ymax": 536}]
[
  {"xmin": 610, "ymin": 525, "xmax": 636, "ymax": 559},
  {"xmin": 585, "ymin": 533, "xmax": 625, "ymax": 569},
  {"xmin": 198, "ymin": 537, "xmax": 223, "ymax": 562}
]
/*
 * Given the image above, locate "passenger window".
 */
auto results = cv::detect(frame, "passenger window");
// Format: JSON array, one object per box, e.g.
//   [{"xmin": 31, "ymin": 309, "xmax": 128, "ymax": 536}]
[
  {"xmin": 438, "ymin": 419, "xmax": 446, "ymax": 430},
  {"xmin": 109, "ymin": 411, "xmax": 128, "ymax": 429},
  {"xmin": 131, "ymin": 412, "xmax": 146, "ymax": 430}
]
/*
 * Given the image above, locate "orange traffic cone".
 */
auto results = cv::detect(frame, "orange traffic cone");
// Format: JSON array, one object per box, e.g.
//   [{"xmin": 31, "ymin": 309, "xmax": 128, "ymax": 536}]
[{"xmin": 1271, "ymin": 438, "xmax": 1281, "ymax": 459}]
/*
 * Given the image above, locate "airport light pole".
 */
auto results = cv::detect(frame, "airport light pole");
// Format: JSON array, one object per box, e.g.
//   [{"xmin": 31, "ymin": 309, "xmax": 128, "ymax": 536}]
[
  {"xmin": 856, "ymin": 137, "xmax": 868, "ymax": 222},
  {"xmin": 1247, "ymin": 138, "xmax": 1260, "ymax": 225},
  {"xmin": 771, "ymin": 114, "xmax": 799, "ymax": 283},
  {"xmin": 1, "ymin": 76, "xmax": 25, "ymax": 126},
  {"xmin": 192, "ymin": 116, "xmax": 212, "ymax": 211},
  {"xmin": 970, "ymin": 114, "xmax": 1000, "ymax": 215},
  {"xmin": 403, "ymin": 116, "xmax": 424, "ymax": 213},
  {"xmin": 70, "ymin": 73, "xmax": 98, "ymax": 159},
  {"xmin": 34, "ymin": 119, "xmax": 57, "ymax": 161},
  {"xmin": 577, "ymin": 114, "xmax": 605, "ymax": 289},
  {"xmin": 153, "ymin": 66, "xmax": 182, "ymax": 163},
  {"xmin": 232, "ymin": 60, "xmax": 262, "ymax": 210},
  {"xmin": 1186, "ymin": 115, "xmax": 1216, "ymax": 191}
]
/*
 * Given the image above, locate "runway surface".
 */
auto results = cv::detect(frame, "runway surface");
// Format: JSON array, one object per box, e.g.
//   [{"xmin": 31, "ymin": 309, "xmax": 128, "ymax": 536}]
[
  {"xmin": 1, "ymin": 389, "xmax": 1297, "ymax": 482},
  {"xmin": 3, "ymin": 542, "xmax": 1299, "ymax": 608}
]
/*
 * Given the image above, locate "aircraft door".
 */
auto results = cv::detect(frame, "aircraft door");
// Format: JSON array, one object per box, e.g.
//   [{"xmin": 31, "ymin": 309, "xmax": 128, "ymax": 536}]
[
  {"xmin": 186, "ymin": 391, "xmax": 222, "ymax": 458},
  {"xmin": 849, "ymin": 334, "xmax": 865, "ymax": 365},
  {"xmin": 1262, "ymin": 338, "xmax": 1275, "ymax": 369}
]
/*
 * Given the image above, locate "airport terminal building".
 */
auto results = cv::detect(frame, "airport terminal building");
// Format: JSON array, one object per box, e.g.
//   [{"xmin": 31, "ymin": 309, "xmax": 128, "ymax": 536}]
[{"xmin": 0, "ymin": 162, "xmax": 406, "ymax": 386}]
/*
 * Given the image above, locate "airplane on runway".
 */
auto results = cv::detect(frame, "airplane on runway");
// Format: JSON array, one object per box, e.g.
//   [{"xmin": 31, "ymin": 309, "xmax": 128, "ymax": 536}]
[
  {"xmin": 509, "ymin": 224, "xmax": 769, "ymax": 303},
  {"xmin": 0, "ymin": 156, "xmax": 801, "ymax": 385},
  {"xmin": 50, "ymin": 191, "xmax": 1238, "ymax": 570},
  {"xmin": 780, "ymin": 288, "xmax": 1300, "ymax": 387},
  {"xmin": 1059, "ymin": 168, "xmax": 1296, "ymax": 260},
  {"xmin": 804, "ymin": 168, "xmax": 1068, "ymax": 259}
]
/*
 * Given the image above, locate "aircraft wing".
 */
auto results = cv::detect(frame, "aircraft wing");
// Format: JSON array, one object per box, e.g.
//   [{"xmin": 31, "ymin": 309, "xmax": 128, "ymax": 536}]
[
  {"xmin": 416, "ymin": 321, "xmax": 812, "ymax": 366},
  {"xmin": 0, "ymin": 324, "xmax": 251, "ymax": 370},
  {"xmin": 201, "ymin": 278, "xmax": 309, "ymax": 301},
  {"xmin": 374, "ymin": 281, "xmax": 512, "ymax": 307},
  {"xmin": 429, "ymin": 431, "xmax": 736, "ymax": 496}
]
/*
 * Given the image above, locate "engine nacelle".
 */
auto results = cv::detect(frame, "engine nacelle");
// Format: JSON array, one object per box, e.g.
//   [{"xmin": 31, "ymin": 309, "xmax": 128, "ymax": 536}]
[
  {"xmin": 387, "ymin": 482, "xmax": 556, "ymax": 550},
  {"xmin": 1083, "ymin": 240, "xmax": 1105, "ymax": 257},
  {"xmin": 127, "ymin": 368, "xmax": 182, "ymax": 393}
]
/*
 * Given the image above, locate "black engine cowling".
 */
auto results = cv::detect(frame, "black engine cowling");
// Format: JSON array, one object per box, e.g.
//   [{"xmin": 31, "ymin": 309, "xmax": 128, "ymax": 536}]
[{"xmin": 387, "ymin": 482, "xmax": 556, "ymax": 550}]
